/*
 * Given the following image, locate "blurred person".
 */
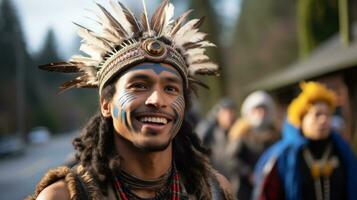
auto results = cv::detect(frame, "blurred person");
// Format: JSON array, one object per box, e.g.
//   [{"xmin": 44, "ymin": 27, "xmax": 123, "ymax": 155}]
[
  {"xmin": 27, "ymin": 1, "xmax": 234, "ymax": 199},
  {"xmin": 253, "ymin": 82, "xmax": 357, "ymax": 200},
  {"xmin": 226, "ymin": 91, "xmax": 280, "ymax": 200},
  {"xmin": 196, "ymin": 98, "xmax": 237, "ymax": 175}
]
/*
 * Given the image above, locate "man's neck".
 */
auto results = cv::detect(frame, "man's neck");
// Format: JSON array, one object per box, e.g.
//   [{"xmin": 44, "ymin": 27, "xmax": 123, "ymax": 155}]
[{"xmin": 114, "ymin": 135, "xmax": 173, "ymax": 180}]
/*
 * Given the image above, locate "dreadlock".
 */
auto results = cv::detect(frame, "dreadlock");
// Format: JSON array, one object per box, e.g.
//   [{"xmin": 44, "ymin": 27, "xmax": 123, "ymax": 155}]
[{"xmin": 72, "ymin": 80, "xmax": 212, "ymax": 198}]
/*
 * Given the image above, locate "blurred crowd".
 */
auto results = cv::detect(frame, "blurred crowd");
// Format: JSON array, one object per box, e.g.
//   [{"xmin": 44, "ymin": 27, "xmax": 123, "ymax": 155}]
[{"xmin": 194, "ymin": 81, "xmax": 357, "ymax": 200}]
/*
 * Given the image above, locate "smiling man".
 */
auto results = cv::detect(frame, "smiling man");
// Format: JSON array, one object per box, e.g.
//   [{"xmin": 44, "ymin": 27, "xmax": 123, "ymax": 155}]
[{"xmin": 27, "ymin": 1, "xmax": 234, "ymax": 200}]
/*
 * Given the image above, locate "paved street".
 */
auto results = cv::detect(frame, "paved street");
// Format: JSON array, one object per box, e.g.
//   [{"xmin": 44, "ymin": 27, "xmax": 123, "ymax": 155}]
[{"xmin": 0, "ymin": 131, "xmax": 78, "ymax": 200}]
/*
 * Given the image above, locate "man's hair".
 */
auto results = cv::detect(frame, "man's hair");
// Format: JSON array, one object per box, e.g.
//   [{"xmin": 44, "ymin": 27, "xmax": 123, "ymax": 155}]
[{"xmin": 72, "ymin": 79, "xmax": 212, "ymax": 198}]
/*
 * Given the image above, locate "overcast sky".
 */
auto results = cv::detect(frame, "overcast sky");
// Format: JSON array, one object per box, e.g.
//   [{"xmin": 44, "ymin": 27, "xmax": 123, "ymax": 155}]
[{"xmin": 12, "ymin": 0, "xmax": 240, "ymax": 58}]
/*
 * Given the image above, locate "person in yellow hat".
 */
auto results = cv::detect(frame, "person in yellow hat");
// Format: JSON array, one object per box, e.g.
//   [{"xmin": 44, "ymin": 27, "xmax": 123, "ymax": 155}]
[
  {"xmin": 253, "ymin": 81, "xmax": 357, "ymax": 200},
  {"xmin": 27, "ymin": 1, "xmax": 234, "ymax": 199}
]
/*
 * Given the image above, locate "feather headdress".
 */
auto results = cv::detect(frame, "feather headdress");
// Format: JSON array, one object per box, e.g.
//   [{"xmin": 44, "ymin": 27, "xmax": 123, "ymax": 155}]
[{"xmin": 40, "ymin": 0, "xmax": 218, "ymax": 94}]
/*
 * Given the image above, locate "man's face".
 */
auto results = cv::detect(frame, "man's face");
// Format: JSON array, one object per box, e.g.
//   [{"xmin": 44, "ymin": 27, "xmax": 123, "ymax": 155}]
[
  {"xmin": 301, "ymin": 102, "xmax": 331, "ymax": 140},
  {"xmin": 107, "ymin": 63, "xmax": 185, "ymax": 152}
]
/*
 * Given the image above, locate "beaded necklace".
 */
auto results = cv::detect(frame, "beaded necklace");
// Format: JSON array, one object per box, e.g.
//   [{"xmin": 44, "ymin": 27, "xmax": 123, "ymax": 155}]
[
  {"xmin": 114, "ymin": 167, "xmax": 181, "ymax": 200},
  {"xmin": 303, "ymin": 144, "xmax": 340, "ymax": 200}
]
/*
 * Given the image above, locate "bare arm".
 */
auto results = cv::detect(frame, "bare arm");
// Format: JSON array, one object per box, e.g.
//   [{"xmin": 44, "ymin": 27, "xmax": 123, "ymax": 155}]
[{"xmin": 36, "ymin": 180, "xmax": 70, "ymax": 200}]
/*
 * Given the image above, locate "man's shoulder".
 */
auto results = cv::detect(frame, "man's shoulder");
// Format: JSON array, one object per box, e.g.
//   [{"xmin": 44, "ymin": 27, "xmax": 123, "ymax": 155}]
[
  {"xmin": 210, "ymin": 169, "xmax": 235, "ymax": 200},
  {"xmin": 35, "ymin": 180, "xmax": 70, "ymax": 200},
  {"xmin": 26, "ymin": 166, "xmax": 79, "ymax": 200}
]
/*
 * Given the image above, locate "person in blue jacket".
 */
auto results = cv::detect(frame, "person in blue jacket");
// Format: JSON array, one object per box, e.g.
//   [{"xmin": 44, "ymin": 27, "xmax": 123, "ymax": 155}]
[{"xmin": 253, "ymin": 81, "xmax": 357, "ymax": 200}]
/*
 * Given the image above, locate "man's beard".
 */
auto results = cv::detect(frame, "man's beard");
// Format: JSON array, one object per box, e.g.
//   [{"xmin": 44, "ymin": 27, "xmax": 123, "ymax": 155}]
[{"xmin": 135, "ymin": 140, "xmax": 172, "ymax": 152}]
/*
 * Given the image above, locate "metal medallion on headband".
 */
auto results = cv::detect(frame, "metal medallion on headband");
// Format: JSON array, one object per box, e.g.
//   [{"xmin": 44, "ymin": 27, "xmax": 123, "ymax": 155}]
[{"xmin": 142, "ymin": 38, "xmax": 167, "ymax": 61}]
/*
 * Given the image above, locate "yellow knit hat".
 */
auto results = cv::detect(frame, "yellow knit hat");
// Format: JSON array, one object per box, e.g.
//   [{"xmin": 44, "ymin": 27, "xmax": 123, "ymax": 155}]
[{"xmin": 287, "ymin": 81, "xmax": 336, "ymax": 127}]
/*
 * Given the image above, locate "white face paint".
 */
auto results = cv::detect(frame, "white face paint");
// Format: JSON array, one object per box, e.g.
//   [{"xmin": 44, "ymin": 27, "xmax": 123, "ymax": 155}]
[{"xmin": 109, "ymin": 63, "xmax": 185, "ymax": 152}]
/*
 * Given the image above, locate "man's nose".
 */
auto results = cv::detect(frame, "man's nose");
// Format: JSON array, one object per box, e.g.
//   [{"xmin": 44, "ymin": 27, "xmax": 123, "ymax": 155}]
[{"xmin": 145, "ymin": 89, "xmax": 167, "ymax": 108}]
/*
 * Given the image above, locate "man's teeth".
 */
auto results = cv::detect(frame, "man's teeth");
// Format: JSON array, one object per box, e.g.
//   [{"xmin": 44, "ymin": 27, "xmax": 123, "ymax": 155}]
[{"xmin": 140, "ymin": 117, "xmax": 168, "ymax": 124}]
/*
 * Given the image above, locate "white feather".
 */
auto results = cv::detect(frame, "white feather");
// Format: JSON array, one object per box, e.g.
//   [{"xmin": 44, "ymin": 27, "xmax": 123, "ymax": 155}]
[
  {"xmin": 187, "ymin": 54, "xmax": 209, "ymax": 65},
  {"xmin": 160, "ymin": 3, "xmax": 175, "ymax": 35},
  {"xmin": 80, "ymin": 66, "xmax": 98, "ymax": 79},
  {"xmin": 185, "ymin": 48, "xmax": 206, "ymax": 57},
  {"xmin": 188, "ymin": 62, "xmax": 218, "ymax": 75},
  {"xmin": 183, "ymin": 31, "xmax": 206, "ymax": 44},
  {"xmin": 196, "ymin": 41, "xmax": 216, "ymax": 48},
  {"xmin": 109, "ymin": 0, "xmax": 133, "ymax": 37},
  {"xmin": 80, "ymin": 44, "xmax": 105, "ymax": 60},
  {"xmin": 173, "ymin": 19, "xmax": 200, "ymax": 47},
  {"xmin": 100, "ymin": 31, "xmax": 122, "ymax": 44},
  {"xmin": 95, "ymin": 5, "xmax": 123, "ymax": 39},
  {"xmin": 78, "ymin": 27, "xmax": 112, "ymax": 52},
  {"xmin": 71, "ymin": 55, "xmax": 101, "ymax": 66}
]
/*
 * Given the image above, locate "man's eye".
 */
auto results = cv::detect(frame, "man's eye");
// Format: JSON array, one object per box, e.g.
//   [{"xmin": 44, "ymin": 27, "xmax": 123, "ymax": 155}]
[
  {"xmin": 165, "ymin": 86, "xmax": 179, "ymax": 93},
  {"xmin": 131, "ymin": 83, "xmax": 148, "ymax": 90}
]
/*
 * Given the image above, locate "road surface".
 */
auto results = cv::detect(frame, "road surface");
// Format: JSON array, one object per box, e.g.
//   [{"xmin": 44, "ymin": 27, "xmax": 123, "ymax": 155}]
[{"xmin": 0, "ymin": 131, "xmax": 78, "ymax": 200}]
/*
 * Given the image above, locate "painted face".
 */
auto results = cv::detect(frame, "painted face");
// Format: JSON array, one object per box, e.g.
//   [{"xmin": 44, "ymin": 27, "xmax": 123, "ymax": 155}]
[
  {"xmin": 301, "ymin": 102, "xmax": 332, "ymax": 140},
  {"xmin": 110, "ymin": 63, "xmax": 185, "ymax": 151}
]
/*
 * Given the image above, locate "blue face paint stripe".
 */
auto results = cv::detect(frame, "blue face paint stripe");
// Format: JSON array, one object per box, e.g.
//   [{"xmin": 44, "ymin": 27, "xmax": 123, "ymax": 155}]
[
  {"xmin": 113, "ymin": 106, "xmax": 119, "ymax": 119},
  {"xmin": 128, "ymin": 64, "xmax": 180, "ymax": 77},
  {"xmin": 117, "ymin": 91, "xmax": 137, "ymax": 131},
  {"xmin": 171, "ymin": 95, "xmax": 185, "ymax": 135},
  {"xmin": 121, "ymin": 110, "xmax": 131, "ymax": 131},
  {"xmin": 121, "ymin": 95, "xmax": 136, "ymax": 104}
]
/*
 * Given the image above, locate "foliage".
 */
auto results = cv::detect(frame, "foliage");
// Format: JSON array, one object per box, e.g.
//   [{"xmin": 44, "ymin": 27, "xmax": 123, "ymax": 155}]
[
  {"xmin": 0, "ymin": 0, "xmax": 97, "ymax": 136},
  {"xmin": 0, "ymin": 0, "xmax": 30, "ymax": 134},
  {"xmin": 228, "ymin": 0, "xmax": 298, "ymax": 100},
  {"xmin": 187, "ymin": 0, "xmax": 226, "ymax": 113},
  {"xmin": 297, "ymin": 0, "xmax": 339, "ymax": 58}
]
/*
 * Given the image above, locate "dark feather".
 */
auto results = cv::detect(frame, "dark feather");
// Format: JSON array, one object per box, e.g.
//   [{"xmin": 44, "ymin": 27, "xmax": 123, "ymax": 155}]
[
  {"xmin": 170, "ymin": 9, "xmax": 193, "ymax": 36},
  {"xmin": 183, "ymin": 42, "xmax": 202, "ymax": 50},
  {"xmin": 151, "ymin": 0, "xmax": 169, "ymax": 33},
  {"xmin": 141, "ymin": 13, "xmax": 150, "ymax": 32},
  {"xmin": 96, "ymin": 3, "xmax": 127, "ymax": 37},
  {"xmin": 193, "ymin": 17, "xmax": 205, "ymax": 29},
  {"xmin": 118, "ymin": 2, "xmax": 141, "ymax": 33},
  {"xmin": 195, "ymin": 68, "xmax": 220, "ymax": 76},
  {"xmin": 58, "ymin": 79, "xmax": 83, "ymax": 93},
  {"xmin": 188, "ymin": 78, "xmax": 209, "ymax": 89},
  {"xmin": 39, "ymin": 62, "xmax": 79, "ymax": 73}
]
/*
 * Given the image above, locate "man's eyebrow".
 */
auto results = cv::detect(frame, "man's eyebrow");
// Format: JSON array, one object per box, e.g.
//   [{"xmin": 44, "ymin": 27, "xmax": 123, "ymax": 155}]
[
  {"xmin": 127, "ymin": 74, "xmax": 151, "ymax": 81},
  {"xmin": 163, "ymin": 76, "xmax": 182, "ymax": 85}
]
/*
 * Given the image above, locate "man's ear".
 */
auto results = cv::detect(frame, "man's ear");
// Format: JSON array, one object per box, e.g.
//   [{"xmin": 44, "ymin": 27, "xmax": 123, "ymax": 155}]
[{"xmin": 100, "ymin": 97, "xmax": 112, "ymax": 118}]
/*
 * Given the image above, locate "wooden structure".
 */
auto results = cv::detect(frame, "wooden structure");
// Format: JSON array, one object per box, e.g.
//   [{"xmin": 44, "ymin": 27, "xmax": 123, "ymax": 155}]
[{"xmin": 245, "ymin": 24, "xmax": 357, "ymax": 145}]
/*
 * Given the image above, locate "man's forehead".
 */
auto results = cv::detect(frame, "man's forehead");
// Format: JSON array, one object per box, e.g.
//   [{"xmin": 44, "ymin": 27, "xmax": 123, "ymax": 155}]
[{"xmin": 127, "ymin": 63, "xmax": 181, "ymax": 77}]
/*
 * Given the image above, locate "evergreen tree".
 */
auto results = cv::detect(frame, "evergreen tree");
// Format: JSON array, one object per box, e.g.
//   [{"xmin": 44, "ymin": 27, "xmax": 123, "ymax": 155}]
[
  {"xmin": 297, "ymin": 0, "xmax": 339, "ymax": 58},
  {"xmin": 0, "ymin": 0, "xmax": 30, "ymax": 134},
  {"xmin": 229, "ymin": 0, "xmax": 298, "ymax": 99},
  {"xmin": 183, "ymin": 0, "xmax": 226, "ymax": 112}
]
